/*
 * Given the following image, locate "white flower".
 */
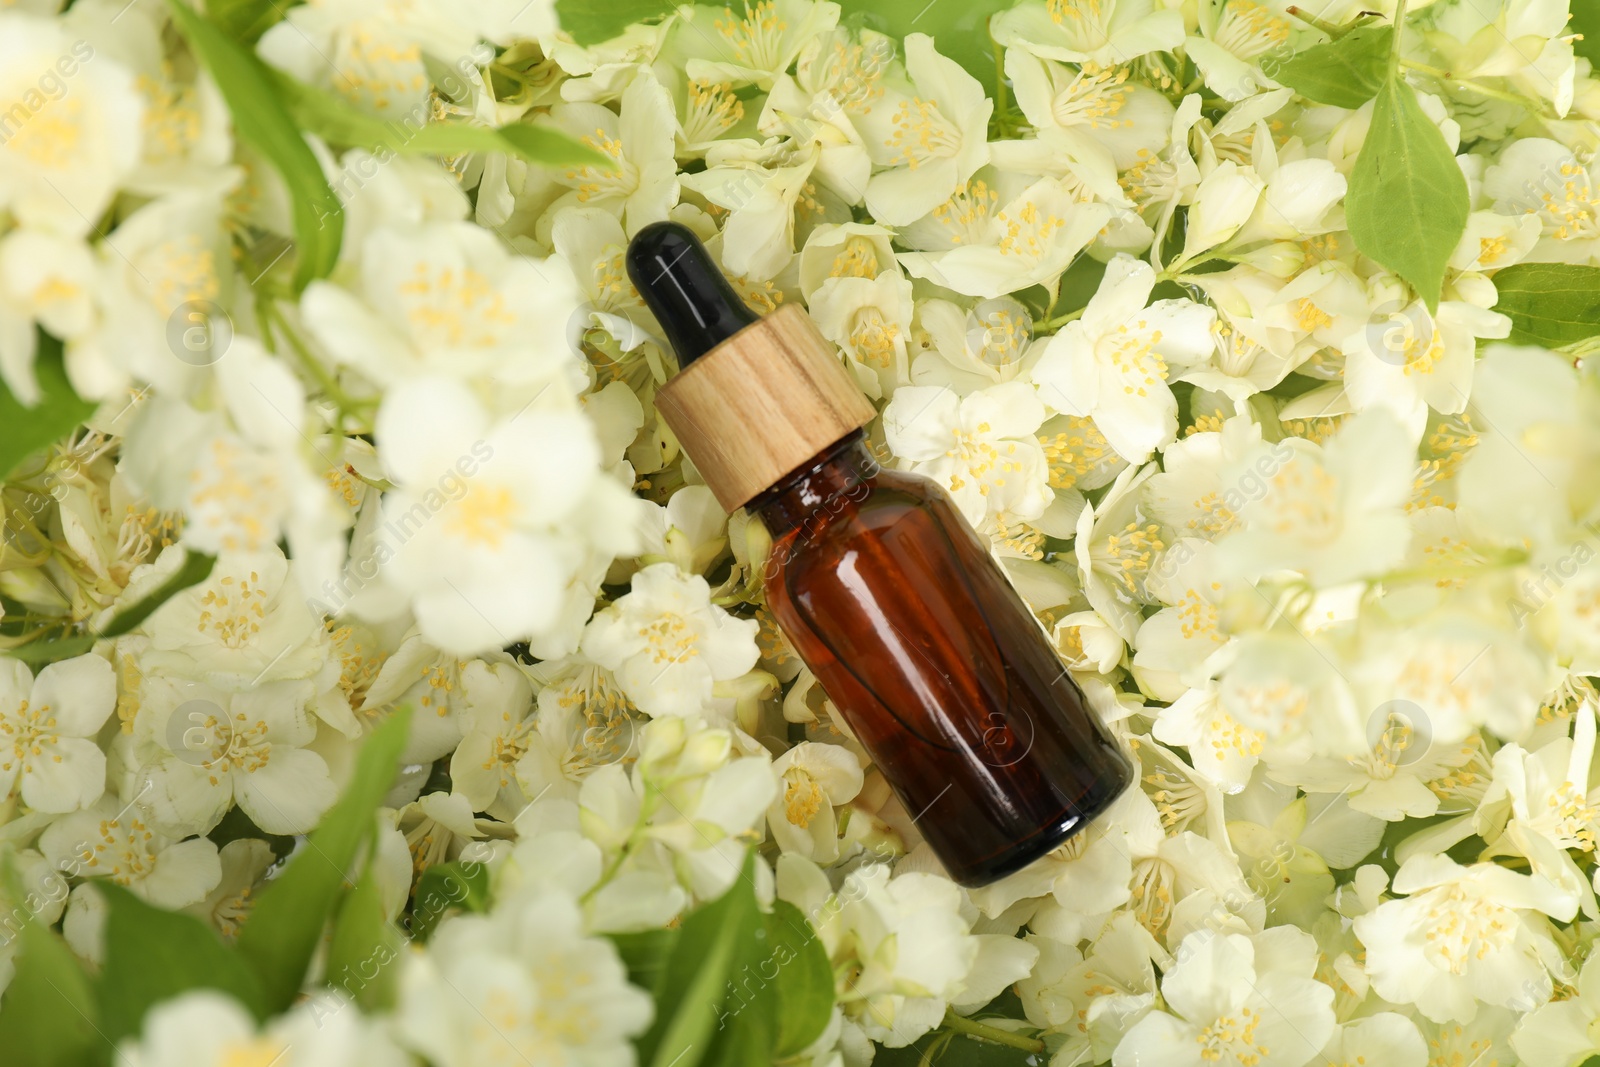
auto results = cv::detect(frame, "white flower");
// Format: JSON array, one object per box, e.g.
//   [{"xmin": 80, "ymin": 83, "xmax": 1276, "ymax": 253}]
[
  {"xmin": 897, "ymin": 177, "xmax": 1110, "ymax": 299},
  {"xmin": 300, "ymin": 221, "xmax": 586, "ymax": 391},
  {"xmin": 1427, "ymin": 0, "xmax": 1577, "ymax": 116},
  {"xmin": 114, "ymin": 989, "xmax": 408, "ymax": 1067},
  {"xmin": 549, "ymin": 206, "xmax": 656, "ymax": 355},
  {"xmin": 516, "ymin": 657, "xmax": 644, "ymax": 806},
  {"xmin": 1449, "ymin": 209, "xmax": 1542, "ymax": 272},
  {"xmin": 579, "ymin": 714, "xmax": 775, "ymax": 903},
  {"xmin": 397, "ymin": 890, "xmax": 652, "ymax": 1067},
  {"xmin": 1175, "ymin": 162, "xmax": 1266, "ymax": 266},
  {"xmin": 856, "ymin": 33, "xmax": 991, "ymax": 226},
  {"xmin": 136, "ymin": 547, "xmax": 328, "ymax": 688},
  {"xmin": 1215, "ymin": 410, "xmax": 1415, "ymax": 587},
  {"xmin": 1341, "ymin": 277, "xmax": 1510, "ymax": 436},
  {"xmin": 1353, "ymin": 854, "xmax": 1576, "ymax": 1023},
  {"xmin": 991, "ymin": 0, "xmax": 1184, "ymax": 67},
  {"xmin": 547, "ymin": 71, "xmax": 679, "ymax": 235},
  {"xmin": 1133, "ymin": 538, "xmax": 1231, "ymax": 699},
  {"xmin": 0, "ymin": 228, "xmax": 96, "ymax": 404},
  {"xmin": 0, "ymin": 15, "xmax": 144, "ymax": 238},
  {"xmin": 1140, "ymin": 414, "xmax": 1262, "ymax": 542},
  {"xmin": 581, "ymin": 562, "xmax": 760, "ymax": 718},
  {"xmin": 673, "ymin": 0, "xmax": 842, "ymax": 89},
  {"xmin": 1153, "ymin": 684, "xmax": 1264, "ymax": 792},
  {"xmin": 1343, "ymin": 607, "xmax": 1555, "ymax": 745},
  {"xmin": 1114, "ymin": 927, "xmax": 1335, "ymax": 1067},
  {"xmin": 1215, "ymin": 631, "xmax": 1364, "ymax": 766},
  {"xmin": 1485, "ymin": 138, "xmax": 1600, "ymax": 263},
  {"xmin": 797, "ymin": 222, "xmax": 898, "ymax": 300},
  {"xmin": 758, "ymin": 29, "xmax": 879, "ymax": 198},
  {"xmin": 1017, "ymin": 913, "xmax": 1166, "ymax": 1064},
  {"xmin": 767, "ymin": 741, "xmax": 863, "ymax": 862},
  {"xmin": 1319, "ymin": 1013, "xmax": 1429, "ymax": 1067},
  {"xmin": 1029, "ymin": 254, "xmax": 1216, "ymax": 463},
  {"xmin": 133, "ymin": 672, "xmax": 337, "ymax": 836},
  {"xmin": 1476, "ymin": 708, "xmax": 1600, "ymax": 918},
  {"xmin": 41, "ymin": 796, "xmax": 221, "ymax": 908},
  {"xmin": 1001, "ymin": 48, "xmax": 1174, "ymax": 173},
  {"xmin": 808, "ymin": 269, "xmax": 914, "ymax": 397},
  {"xmin": 679, "ymin": 139, "xmax": 820, "ymax": 281},
  {"xmin": 185, "ymin": 837, "xmax": 274, "ymax": 939},
  {"xmin": 373, "ymin": 377, "xmax": 642, "ymax": 656},
  {"xmin": 0, "ymin": 653, "xmax": 113, "ymax": 813},
  {"xmin": 1185, "ymin": 0, "xmax": 1303, "ymax": 101},
  {"xmin": 1074, "ymin": 462, "xmax": 1164, "ymax": 641},
  {"xmin": 120, "ymin": 342, "xmax": 350, "ymax": 590},
  {"xmin": 449, "ymin": 658, "xmax": 539, "ymax": 821},
  {"xmin": 66, "ymin": 190, "xmax": 232, "ymax": 400},
  {"xmin": 1286, "ymin": 712, "xmax": 1487, "ymax": 823},
  {"xmin": 777, "ymin": 854, "xmax": 979, "ymax": 1048},
  {"xmin": 1511, "ymin": 947, "xmax": 1600, "ymax": 1067},
  {"xmin": 638, "ymin": 485, "xmax": 730, "ymax": 578},
  {"xmin": 258, "ymin": 0, "xmax": 482, "ymax": 120},
  {"xmin": 969, "ymin": 785, "xmax": 1159, "ymax": 923},
  {"xmin": 882, "ymin": 381, "xmax": 1053, "ymax": 529}
]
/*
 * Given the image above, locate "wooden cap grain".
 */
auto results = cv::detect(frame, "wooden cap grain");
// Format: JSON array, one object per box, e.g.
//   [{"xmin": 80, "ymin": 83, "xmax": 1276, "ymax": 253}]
[{"xmin": 655, "ymin": 303, "xmax": 876, "ymax": 512}]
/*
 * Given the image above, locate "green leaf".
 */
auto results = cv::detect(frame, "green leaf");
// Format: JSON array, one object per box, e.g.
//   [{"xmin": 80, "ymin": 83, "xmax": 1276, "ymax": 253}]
[
  {"xmin": 324, "ymin": 863, "xmax": 402, "ymax": 1011},
  {"xmin": 165, "ymin": 0, "xmax": 342, "ymax": 291},
  {"xmin": 0, "ymin": 331, "xmax": 95, "ymax": 482},
  {"xmin": 270, "ymin": 70, "xmax": 612, "ymax": 169},
  {"xmin": 874, "ymin": 1030, "xmax": 1040, "ymax": 1067},
  {"xmin": 407, "ymin": 859, "xmax": 490, "ymax": 942},
  {"xmin": 1267, "ymin": 24, "xmax": 1393, "ymax": 108},
  {"xmin": 99, "ymin": 550, "xmax": 217, "ymax": 638},
  {"xmin": 0, "ymin": 922, "xmax": 102, "ymax": 1067},
  {"xmin": 765, "ymin": 900, "xmax": 835, "ymax": 1058},
  {"xmin": 495, "ymin": 123, "xmax": 614, "ymax": 169},
  {"xmin": 1488, "ymin": 262, "xmax": 1600, "ymax": 347},
  {"xmin": 837, "ymin": 0, "xmax": 1010, "ymax": 88},
  {"xmin": 556, "ymin": 0, "xmax": 674, "ymax": 46},
  {"xmin": 95, "ymin": 882, "xmax": 268, "ymax": 1044},
  {"xmin": 234, "ymin": 707, "xmax": 410, "ymax": 1011},
  {"xmin": 3, "ymin": 635, "xmax": 96, "ymax": 667},
  {"xmin": 1346, "ymin": 73, "xmax": 1470, "ymax": 312},
  {"xmin": 4, "ymin": 550, "xmax": 214, "ymax": 666},
  {"xmin": 205, "ymin": 0, "xmax": 297, "ymax": 43},
  {"xmin": 608, "ymin": 928, "xmax": 678, "ymax": 995},
  {"xmin": 637, "ymin": 851, "xmax": 761, "ymax": 1067}
]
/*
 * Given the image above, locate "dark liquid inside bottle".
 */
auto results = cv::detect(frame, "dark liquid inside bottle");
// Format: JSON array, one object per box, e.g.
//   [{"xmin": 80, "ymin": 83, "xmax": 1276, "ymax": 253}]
[{"xmin": 753, "ymin": 433, "xmax": 1133, "ymax": 887}]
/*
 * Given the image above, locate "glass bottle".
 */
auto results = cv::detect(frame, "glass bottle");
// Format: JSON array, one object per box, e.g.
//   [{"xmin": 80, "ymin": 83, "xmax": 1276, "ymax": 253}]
[{"xmin": 627, "ymin": 222, "xmax": 1132, "ymax": 886}]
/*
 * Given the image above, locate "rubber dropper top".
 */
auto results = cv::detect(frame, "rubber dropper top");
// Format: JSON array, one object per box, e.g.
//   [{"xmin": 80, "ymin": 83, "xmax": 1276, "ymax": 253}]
[{"xmin": 625, "ymin": 221, "xmax": 760, "ymax": 366}]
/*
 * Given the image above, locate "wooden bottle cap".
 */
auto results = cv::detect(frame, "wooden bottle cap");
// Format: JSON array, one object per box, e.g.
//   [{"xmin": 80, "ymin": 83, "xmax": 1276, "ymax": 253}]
[{"xmin": 654, "ymin": 303, "xmax": 876, "ymax": 512}]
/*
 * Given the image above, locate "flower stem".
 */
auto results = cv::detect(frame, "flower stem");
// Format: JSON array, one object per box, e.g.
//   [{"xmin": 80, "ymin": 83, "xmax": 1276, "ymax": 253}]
[
  {"xmin": 939, "ymin": 1010, "xmax": 1045, "ymax": 1053},
  {"xmin": 991, "ymin": 33, "xmax": 1009, "ymax": 121},
  {"xmin": 1390, "ymin": 0, "xmax": 1408, "ymax": 75},
  {"xmin": 1038, "ymin": 306, "xmax": 1086, "ymax": 331},
  {"xmin": 1284, "ymin": 6, "xmax": 1343, "ymax": 36},
  {"xmin": 264, "ymin": 301, "xmax": 373, "ymax": 427},
  {"xmin": 1397, "ymin": 60, "xmax": 1539, "ymax": 107}
]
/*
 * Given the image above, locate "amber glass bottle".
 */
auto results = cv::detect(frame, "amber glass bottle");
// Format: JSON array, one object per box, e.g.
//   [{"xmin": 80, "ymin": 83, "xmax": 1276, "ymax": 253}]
[{"xmin": 628, "ymin": 222, "xmax": 1132, "ymax": 887}]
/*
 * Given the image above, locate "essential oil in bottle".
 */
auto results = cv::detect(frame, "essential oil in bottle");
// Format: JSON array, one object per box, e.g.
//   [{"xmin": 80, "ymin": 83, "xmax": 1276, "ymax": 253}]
[{"xmin": 625, "ymin": 221, "xmax": 1132, "ymax": 888}]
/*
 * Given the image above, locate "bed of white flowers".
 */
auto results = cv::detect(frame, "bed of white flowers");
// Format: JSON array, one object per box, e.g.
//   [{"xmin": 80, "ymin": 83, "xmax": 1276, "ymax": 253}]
[{"xmin": 0, "ymin": 0, "xmax": 1598, "ymax": 1063}]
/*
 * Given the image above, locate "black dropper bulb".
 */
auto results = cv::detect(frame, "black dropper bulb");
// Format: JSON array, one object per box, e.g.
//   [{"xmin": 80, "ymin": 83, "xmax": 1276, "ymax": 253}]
[{"xmin": 626, "ymin": 221, "xmax": 760, "ymax": 367}]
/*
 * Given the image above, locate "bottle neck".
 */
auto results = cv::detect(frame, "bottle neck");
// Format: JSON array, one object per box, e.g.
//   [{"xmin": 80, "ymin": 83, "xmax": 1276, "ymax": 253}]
[{"xmin": 749, "ymin": 432, "xmax": 876, "ymax": 537}]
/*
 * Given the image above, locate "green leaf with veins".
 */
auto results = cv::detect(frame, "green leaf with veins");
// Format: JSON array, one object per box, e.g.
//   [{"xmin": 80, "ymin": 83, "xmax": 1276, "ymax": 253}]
[
  {"xmin": 1267, "ymin": 24, "xmax": 1393, "ymax": 108},
  {"xmin": 1346, "ymin": 72, "xmax": 1469, "ymax": 312}
]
